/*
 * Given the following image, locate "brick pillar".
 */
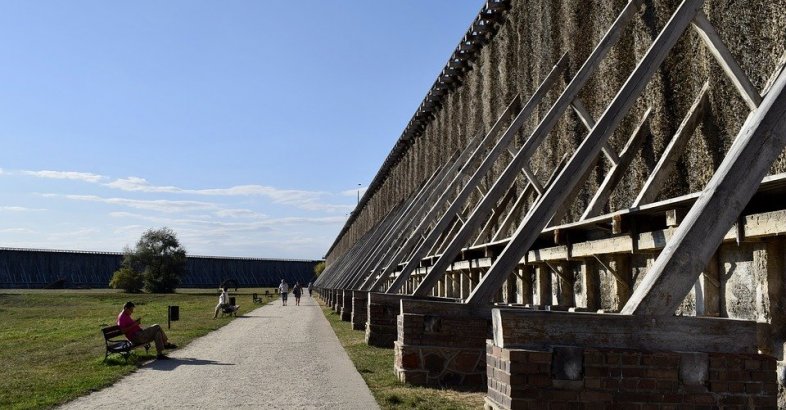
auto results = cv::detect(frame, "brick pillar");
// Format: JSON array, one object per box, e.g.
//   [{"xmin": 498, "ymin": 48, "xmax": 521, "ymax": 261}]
[
  {"xmin": 351, "ymin": 290, "xmax": 368, "ymax": 331},
  {"xmin": 395, "ymin": 299, "xmax": 490, "ymax": 387},
  {"xmin": 340, "ymin": 290, "xmax": 352, "ymax": 321},
  {"xmin": 485, "ymin": 343, "xmax": 777, "ymax": 410},
  {"xmin": 366, "ymin": 292, "xmax": 409, "ymax": 348}
]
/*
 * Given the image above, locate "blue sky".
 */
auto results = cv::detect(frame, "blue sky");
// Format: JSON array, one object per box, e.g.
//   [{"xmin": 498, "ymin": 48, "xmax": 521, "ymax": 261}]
[{"xmin": 0, "ymin": 1, "xmax": 481, "ymax": 259}]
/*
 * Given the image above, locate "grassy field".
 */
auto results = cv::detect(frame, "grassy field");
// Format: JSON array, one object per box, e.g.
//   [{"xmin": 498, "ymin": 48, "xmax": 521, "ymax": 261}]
[
  {"xmin": 0, "ymin": 288, "xmax": 274, "ymax": 409},
  {"xmin": 320, "ymin": 303, "xmax": 485, "ymax": 410}
]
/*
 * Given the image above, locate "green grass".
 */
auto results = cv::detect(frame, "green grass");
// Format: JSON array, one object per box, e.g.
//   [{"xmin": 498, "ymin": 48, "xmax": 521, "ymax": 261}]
[
  {"xmin": 320, "ymin": 304, "xmax": 485, "ymax": 410},
  {"xmin": 0, "ymin": 288, "xmax": 274, "ymax": 409}
]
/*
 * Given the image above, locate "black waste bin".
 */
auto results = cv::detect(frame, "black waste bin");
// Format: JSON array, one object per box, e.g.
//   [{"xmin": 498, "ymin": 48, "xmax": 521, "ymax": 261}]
[{"xmin": 229, "ymin": 297, "xmax": 236, "ymax": 306}]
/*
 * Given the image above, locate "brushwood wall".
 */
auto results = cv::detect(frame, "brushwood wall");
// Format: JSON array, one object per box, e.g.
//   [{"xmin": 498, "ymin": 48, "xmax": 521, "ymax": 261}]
[
  {"xmin": 326, "ymin": 0, "xmax": 786, "ymax": 264},
  {"xmin": 0, "ymin": 248, "xmax": 319, "ymax": 288}
]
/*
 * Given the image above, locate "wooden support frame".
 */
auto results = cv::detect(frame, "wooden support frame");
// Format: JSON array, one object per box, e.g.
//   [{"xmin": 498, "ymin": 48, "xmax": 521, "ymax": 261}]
[
  {"xmin": 622, "ymin": 60, "xmax": 786, "ymax": 315},
  {"xmin": 381, "ymin": 54, "xmax": 570, "ymax": 294},
  {"xmin": 366, "ymin": 93, "xmax": 524, "ymax": 291},
  {"xmin": 632, "ymin": 81, "xmax": 710, "ymax": 207},
  {"xmin": 582, "ymin": 108, "xmax": 652, "ymax": 219},
  {"xmin": 466, "ymin": 0, "xmax": 706, "ymax": 306}
]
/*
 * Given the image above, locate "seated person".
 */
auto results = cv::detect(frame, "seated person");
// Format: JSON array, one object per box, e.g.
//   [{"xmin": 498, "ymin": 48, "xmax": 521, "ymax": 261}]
[
  {"xmin": 213, "ymin": 287, "xmax": 238, "ymax": 318},
  {"xmin": 117, "ymin": 301, "xmax": 176, "ymax": 360}
]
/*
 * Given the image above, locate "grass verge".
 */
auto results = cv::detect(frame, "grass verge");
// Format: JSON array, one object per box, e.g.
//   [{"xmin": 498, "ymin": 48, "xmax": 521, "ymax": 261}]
[
  {"xmin": 0, "ymin": 288, "xmax": 273, "ymax": 409},
  {"xmin": 320, "ymin": 304, "xmax": 485, "ymax": 410}
]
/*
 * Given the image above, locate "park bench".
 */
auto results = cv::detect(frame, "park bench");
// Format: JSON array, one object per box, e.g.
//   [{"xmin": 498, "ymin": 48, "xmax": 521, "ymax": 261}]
[{"xmin": 101, "ymin": 325, "xmax": 150, "ymax": 362}]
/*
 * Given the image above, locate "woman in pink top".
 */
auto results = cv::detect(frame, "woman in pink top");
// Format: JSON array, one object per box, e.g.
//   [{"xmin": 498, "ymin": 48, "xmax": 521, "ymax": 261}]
[{"xmin": 117, "ymin": 301, "xmax": 176, "ymax": 360}]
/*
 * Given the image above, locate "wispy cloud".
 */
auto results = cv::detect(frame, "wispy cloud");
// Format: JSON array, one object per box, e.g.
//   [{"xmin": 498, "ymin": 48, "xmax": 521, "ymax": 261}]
[
  {"xmin": 50, "ymin": 194, "xmax": 219, "ymax": 214},
  {"xmin": 0, "ymin": 206, "xmax": 46, "ymax": 212},
  {"xmin": 23, "ymin": 170, "xmax": 106, "ymax": 183}
]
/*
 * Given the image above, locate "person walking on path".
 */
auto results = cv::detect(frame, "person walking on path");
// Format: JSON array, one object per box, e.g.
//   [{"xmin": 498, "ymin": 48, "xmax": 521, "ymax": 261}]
[
  {"xmin": 292, "ymin": 282, "xmax": 302, "ymax": 306},
  {"xmin": 307, "ymin": 281, "xmax": 313, "ymax": 296},
  {"xmin": 278, "ymin": 279, "xmax": 289, "ymax": 306},
  {"xmin": 117, "ymin": 301, "xmax": 176, "ymax": 360}
]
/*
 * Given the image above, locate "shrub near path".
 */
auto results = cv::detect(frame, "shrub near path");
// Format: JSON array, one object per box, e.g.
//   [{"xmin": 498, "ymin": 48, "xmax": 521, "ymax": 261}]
[{"xmin": 0, "ymin": 289, "xmax": 272, "ymax": 410}]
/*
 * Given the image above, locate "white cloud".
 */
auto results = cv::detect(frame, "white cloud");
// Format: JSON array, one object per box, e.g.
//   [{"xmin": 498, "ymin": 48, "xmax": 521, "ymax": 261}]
[
  {"xmin": 60, "ymin": 194, "xmax": 219, "ymax": 213},
  {"xmin": 23, "ymin": 170, "xmax": 106, "ymax": 183},
  {"xmin": 0, "ymin": 206, "xmax": 46, "ymax": 212}
]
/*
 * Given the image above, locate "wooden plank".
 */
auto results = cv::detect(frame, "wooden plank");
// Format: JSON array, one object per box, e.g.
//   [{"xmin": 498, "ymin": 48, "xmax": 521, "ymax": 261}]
[
  {"xmin": 473, "ymin": 183, "xmax": 518, "ymax": 246},
  {"xmin": 622, "ymin": 62, "xmax": 786, "ymax": 315},
  {"xmin": 492, "ymin": 309, "xmax": 767, "ymax": 354},
  {"xmin": 691, "ymin": 11, "xmax": 762, "ymax": 110},
  {"xmin": 582, "ymin": 108, "xmax": 652, "ymax": 219},
  {"xmin": 632, "ymin": 81, "xmax": 710, "ymax": 207},
  {"xmin": 571, "ymin": 98, "xmax": 620, "ymax": 165},
  {"xmin": 381, "ymin": 55, "xmax": 570, "ymax": 294},
  {"xmin": 467, "ymin": 0, "xmax": 705, "ymax": 305}
]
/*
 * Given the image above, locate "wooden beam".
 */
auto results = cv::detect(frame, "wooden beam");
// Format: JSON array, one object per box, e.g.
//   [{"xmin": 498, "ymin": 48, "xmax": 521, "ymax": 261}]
[
  {"xmin": 571, "ymin": 98, "xmax": 620, "ymax": 165},
  {"xmin": 466, "ymin": 0, "xmax": 705, "ymax": 305},
  {"xmin": 492, "ymin": 309, "xmax": 767, "ymax": 354},
  {"xmin": 691, "ymin": 11, "xmax": 762, "ymax": 110},
  {"xmin": 633, "ymin": 81, "xmax": 710, "ymax": 207},
  {"xmin": 622, "ymin": 60, "xmax": 786, "ymax": 315},
  {"xmin": 581, "ymin": 108, "xmax": 652, "ymax": 219}
]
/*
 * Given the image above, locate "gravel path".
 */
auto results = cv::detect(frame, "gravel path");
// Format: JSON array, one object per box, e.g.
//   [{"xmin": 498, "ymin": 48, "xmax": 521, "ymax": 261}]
[{"xmin": 60, "ymin": 293, "xmax": 379, "ymax": 409}]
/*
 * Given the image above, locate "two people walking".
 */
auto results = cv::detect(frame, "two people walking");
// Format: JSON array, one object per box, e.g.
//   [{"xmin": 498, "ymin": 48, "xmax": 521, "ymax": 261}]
[{"xmin": 279, "ymin": 279, "xmax": 303, "ymax": 306}]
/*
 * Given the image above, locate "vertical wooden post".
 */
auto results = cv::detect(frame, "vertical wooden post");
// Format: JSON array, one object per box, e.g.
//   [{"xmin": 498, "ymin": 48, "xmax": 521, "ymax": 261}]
[
  {"xmin": 612, "ymin": 254, "xmax": 632, "ymax": 310},
  {"xmin": 535, "ymin": 264, "xmax": 552, "ymax": 305},
  {"xmin": 555, "ymin": 261, "xmax": 575, "ymax": 307},
  {"xmin": 580, "ymin": 258, "xmax": 600, "ymax": 310},
  {"xmin": 519, "ymin": 266, "xmax": 533, "ymax": 305}
]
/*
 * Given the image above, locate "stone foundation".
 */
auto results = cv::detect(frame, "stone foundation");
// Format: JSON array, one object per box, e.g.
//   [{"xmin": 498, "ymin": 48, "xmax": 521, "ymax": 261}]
[
  {"xmin": 340, "ymin": 290, "xmax": 352, "ymax": 321},
  {"xmin": 365, "ymin": 293, "xmax": 410, "ymax": 347},
  {"xmin": 484, "ymin": 341, "xmax": 778, "ymax": 409},
  {"xmin": 394, "ymin": 298, "xmax": 492, "ymax": 387},
  {"xmin": 351, "ymin": 291, "xmax": 368, "ymax": 330}
]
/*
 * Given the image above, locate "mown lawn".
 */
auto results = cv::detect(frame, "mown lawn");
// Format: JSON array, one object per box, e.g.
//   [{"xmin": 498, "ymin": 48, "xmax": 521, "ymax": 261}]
[
  {"xmin": 320, "ymin": 303, "xmax": 485, "ymax": 410},
  {"xmin": 0, "ymin": 288, "xmax": 274, "ymax": 409}
]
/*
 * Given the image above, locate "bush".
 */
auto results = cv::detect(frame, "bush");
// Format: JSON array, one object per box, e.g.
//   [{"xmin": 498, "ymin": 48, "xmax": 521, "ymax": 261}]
[{"xmin": 109, "ymin": 266, "xmax": 143, "ymax": 293}]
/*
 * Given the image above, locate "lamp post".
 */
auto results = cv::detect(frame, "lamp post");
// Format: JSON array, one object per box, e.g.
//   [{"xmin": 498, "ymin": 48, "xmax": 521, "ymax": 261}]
[{"xmin": 357, "ymin": 183, "xmax": 361, "ymax": 204}]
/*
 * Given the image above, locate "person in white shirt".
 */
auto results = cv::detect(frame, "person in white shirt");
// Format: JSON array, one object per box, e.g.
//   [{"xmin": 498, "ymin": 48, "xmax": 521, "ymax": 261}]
[
  {"xmin": 213, "ymin": 287, "xmax": 229, "ymax": 319},
  {"xmin": 278, "ymin": 279, "xmax": 289, "ymax": 306}
]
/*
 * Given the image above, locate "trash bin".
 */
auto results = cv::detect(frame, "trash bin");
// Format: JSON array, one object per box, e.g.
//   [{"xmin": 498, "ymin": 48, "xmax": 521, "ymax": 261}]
[
  {"xmin": 229, "ymin": 297, "xmax": 236, "ymax": 306},
  {"xmin": 168, "ymin": 305, "xmax": 180, "ymax": 321}
]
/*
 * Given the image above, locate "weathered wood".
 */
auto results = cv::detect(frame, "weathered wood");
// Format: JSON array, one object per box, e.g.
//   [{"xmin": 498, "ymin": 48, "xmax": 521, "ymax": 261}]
[
  {"xmin": 366, "ymin": 94, "xmax": 523, "ymax": 292},
  {"xmin": 492, "ymin": 309, "xmax": 768, "ymax": 354},
  {"xmin": 633, "ymin": 81, "xmax": 710, "ymax": 207},
  {"xmin": 383, "ymin": 55, "xmax": 570, "ymax": 294},
  {"xmin": 581, "ymin": 108, "xmax": 652, "ymax": 219},
  {"xmin": 622, "ymin": 60, "xmax": 786, "ymax": 315},
  {"xmin": 691, "ymin": 11, "xmax": 762, "ymax": 110},
  {"xmin": 571, "ymin": 98, "xmax": 619, "ymax": 165},
  {"xmin": 467, "ymin": 0, "xmax": 705, "ymax": 305},
  {"xmin": 472, "ymin": 183, "xmax": 518, "ymax": 246}
]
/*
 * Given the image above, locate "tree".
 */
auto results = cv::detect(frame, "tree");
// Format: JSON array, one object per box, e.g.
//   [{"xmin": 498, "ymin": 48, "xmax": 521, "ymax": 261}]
[
  {"xmin": 109, "ymin": 227, "xmax": 187, "ymax": 293},
  {"xmin": 314, "ymin": 261, "xmax": 325, "ymax": 277},
  {"xmin": 108, "ymin": 264, "xmax": 143, "ymax": 293}
]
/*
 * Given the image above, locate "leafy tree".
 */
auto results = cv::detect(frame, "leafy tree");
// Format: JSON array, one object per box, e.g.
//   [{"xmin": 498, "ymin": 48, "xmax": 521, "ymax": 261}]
[
  {"xmin": 314, "ymin": 261, "xmax": 325, "ymax": 277},
  {"xmin": 109, "ymin": 227, "xmax": 187, "ymax": 293}
]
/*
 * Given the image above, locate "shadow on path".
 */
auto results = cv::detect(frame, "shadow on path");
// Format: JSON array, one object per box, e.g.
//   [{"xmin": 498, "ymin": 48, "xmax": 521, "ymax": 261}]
[{"xmin": 149, "ymin": 357, "xmax": 234, "ymax": 371}]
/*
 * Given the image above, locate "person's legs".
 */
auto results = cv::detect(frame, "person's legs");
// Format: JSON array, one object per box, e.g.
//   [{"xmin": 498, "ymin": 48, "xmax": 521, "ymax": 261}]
[{"xmin": 213, "ymin": 303, "xmax": 222, "ymax": 318}]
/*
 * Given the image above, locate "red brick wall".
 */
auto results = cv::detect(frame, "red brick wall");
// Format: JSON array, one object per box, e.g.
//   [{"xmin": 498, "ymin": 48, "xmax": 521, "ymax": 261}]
[{"xmin": 485, "ymin": 341, "xmax": 777, "ymax": 409}]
